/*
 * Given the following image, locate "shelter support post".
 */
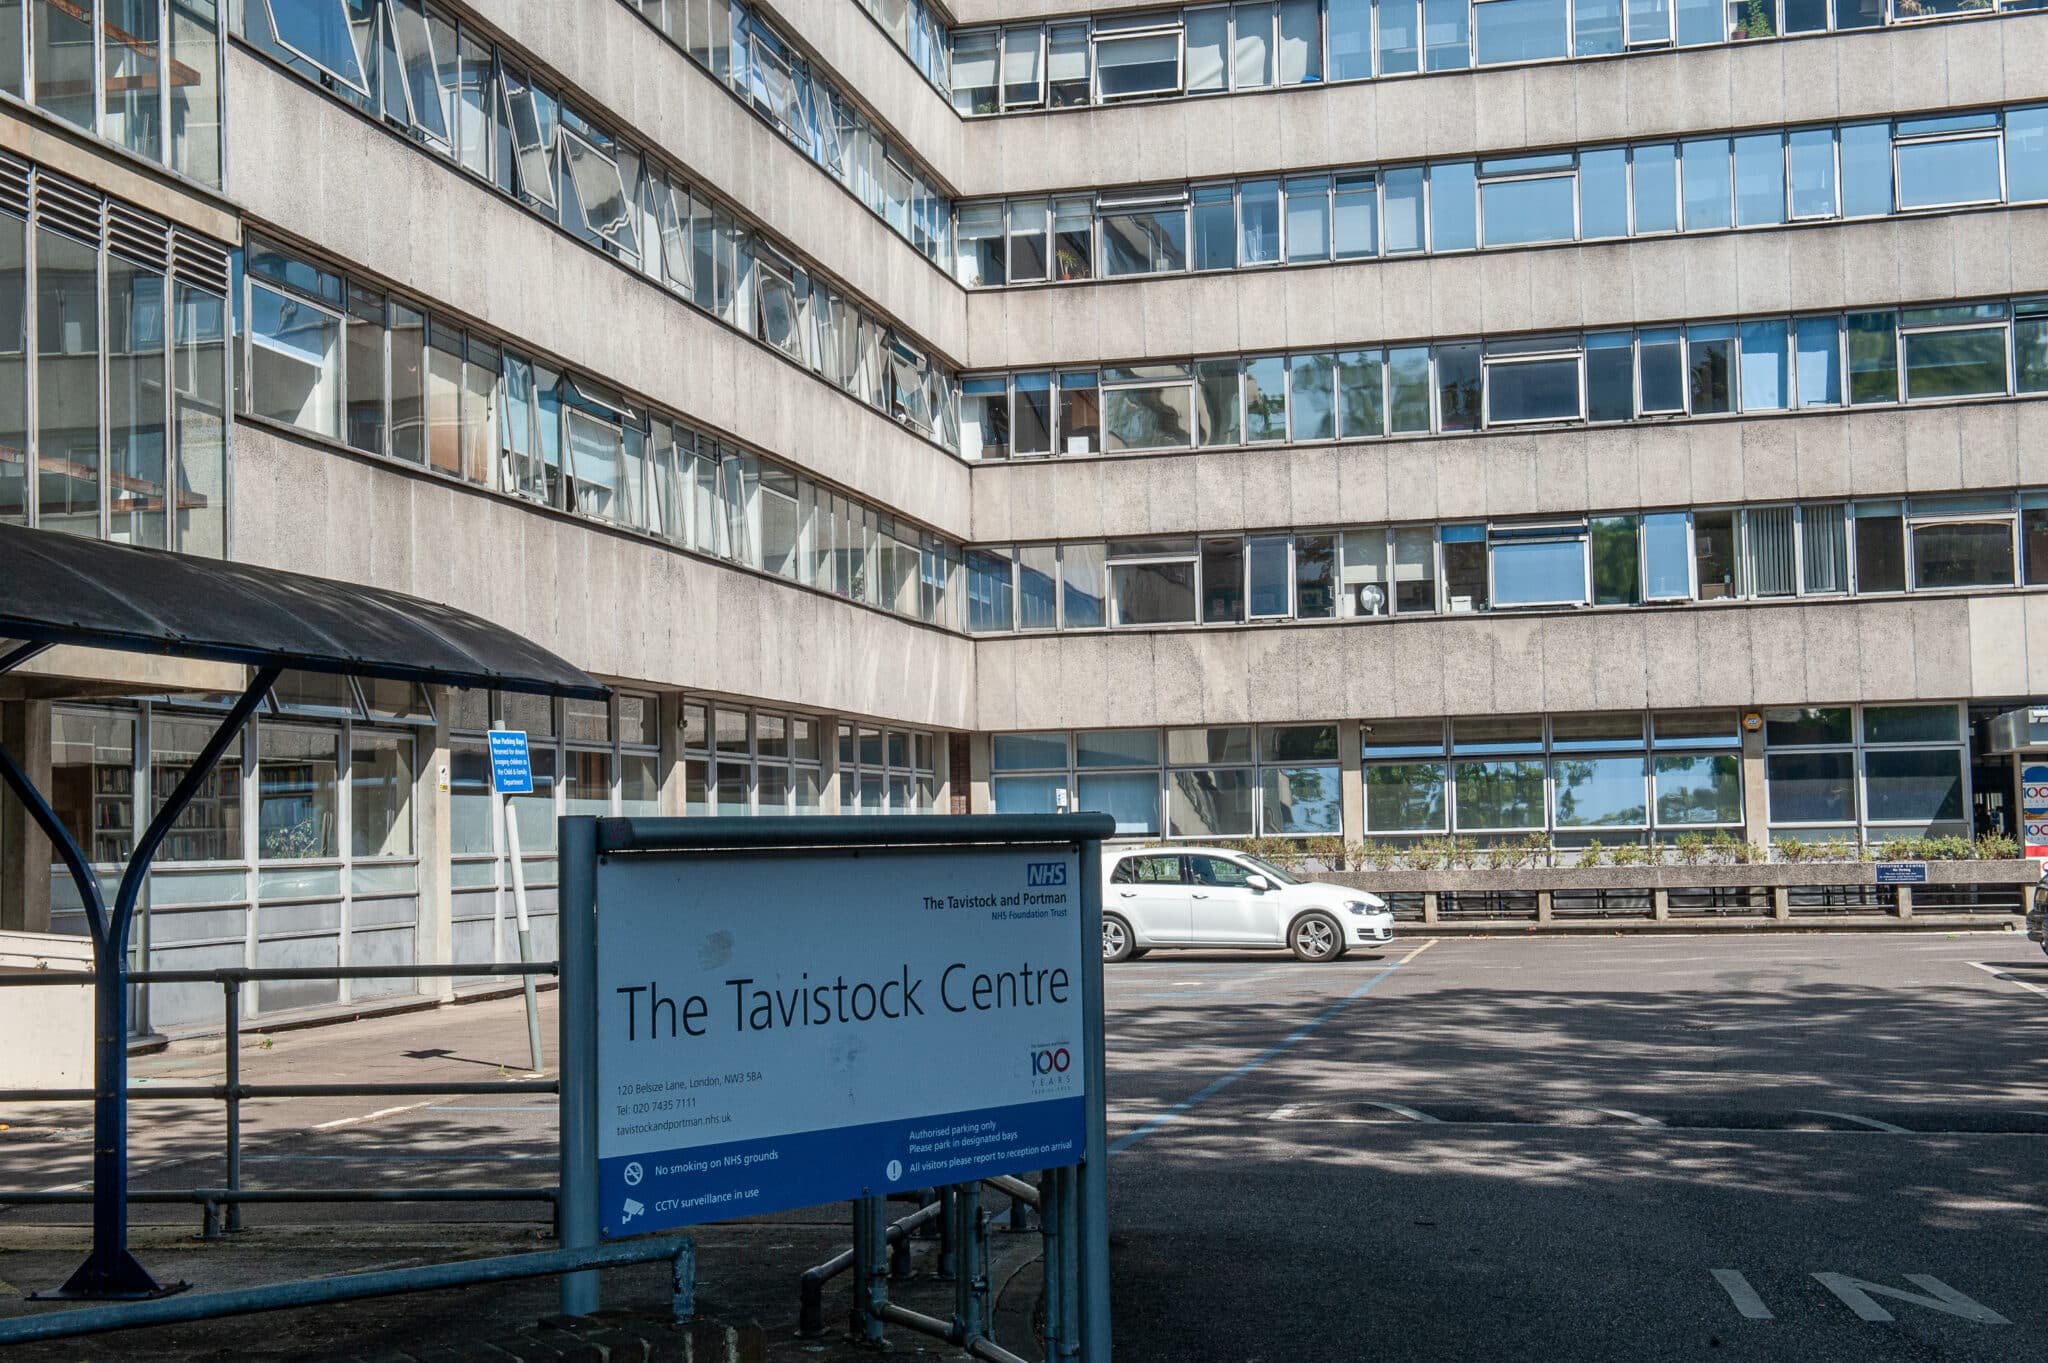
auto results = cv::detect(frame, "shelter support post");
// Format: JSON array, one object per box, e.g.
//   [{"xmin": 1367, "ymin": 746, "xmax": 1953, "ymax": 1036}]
[{"xmin": 0, "ymin": 663, "xmax": 279, "ymax": 1299}]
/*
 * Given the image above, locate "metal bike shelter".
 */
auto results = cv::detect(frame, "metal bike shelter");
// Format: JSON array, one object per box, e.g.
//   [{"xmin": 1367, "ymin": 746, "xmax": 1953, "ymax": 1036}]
[
  {"xmin": 0, "ymin": 524, "xmax": 605, "ymax": 1299},
  {"xmin": 557, "ymin": 813, "xmax": 1116, "ymax": 1362}
]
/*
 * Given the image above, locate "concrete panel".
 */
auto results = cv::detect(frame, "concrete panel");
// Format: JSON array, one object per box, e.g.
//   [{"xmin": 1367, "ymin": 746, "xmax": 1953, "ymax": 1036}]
[
  {"xmin": 230, "ymin": 52, "xmax": 972, "ymax": 539},
  {"xmin": 1853, "ymin": 599, "xmax": 1919, "ymax": 702},
  {"xmin": 475, "ymin": 0, "xmax": 965, "ymax": 359},
  {"xmin": 234, "ymin": 425, "xmax": 973, "ymax": 728},
  {"xmin": 1968, "ymin": 596, "xmax": 2030, "ymax": 698},
  {"xmin": 956, "ymin": 17, "xmax": 2048, "ymax": 198},
  {"xmin": 1911, "ymin": 596, "xmax": 1975, "ymax": 699}
]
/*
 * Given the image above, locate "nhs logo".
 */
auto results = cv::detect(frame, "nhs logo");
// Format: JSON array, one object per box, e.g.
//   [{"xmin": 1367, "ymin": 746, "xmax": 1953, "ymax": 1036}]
[{"xmin": 1026, "ymin": 862, "xmax": 1068, "ymax": 888}]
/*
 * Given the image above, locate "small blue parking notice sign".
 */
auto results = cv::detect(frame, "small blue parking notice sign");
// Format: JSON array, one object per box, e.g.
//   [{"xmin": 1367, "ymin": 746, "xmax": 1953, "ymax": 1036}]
[
  {"xmin": 488, "ymin": 730, "xmax": 533, "ymax": 794},
  {"xmin": 1874, "ymin": 862, "xmax": 1928, "ymax": 885}
]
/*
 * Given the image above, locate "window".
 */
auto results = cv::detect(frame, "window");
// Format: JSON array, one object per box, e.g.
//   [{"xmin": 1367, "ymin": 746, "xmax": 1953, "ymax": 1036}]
[
  {"xmin": 1479, "ymin": 154, "xmax": 1577, "ymax": 246},
  {"xmin": 1633, "ymin": 143, "xmax": 1679, "ymax": 233},
  {"xmin": 1907, "ymin": 495, "xmax": 2016, "ymax": 590},
  {"xmin": 1490, "ymin": 523, "xmax": 1588, "ymax": 607},
  {"xmin": 1894, "ymin": 113, "xmax": 2004, "ymax": 210},
  {"xmin": 1900, "ymin": 305, "xmax": 2008, "ymax": 400},
  {"xmin": 1473, "ymin": 0, "xmax": 1571, "ymax": 64},
  {"xmin": 260, "ymin": 0, "xmax": 372, "ymax": 96},
  {"xmin": 1284, "ymin": 176, "xmax": 1331, "ymax": 262},
  {"xmin": 1733, "ymin": 133, "xmax": 1786, "ymax": 226},
  {"xmin": 1484, "ymin": 338, "xmax": 1581, "ymax": 423},
  {"xmin": 1101, "ymin": 365, "xmax": 1195, "ymax": 450},
  {"xmin": 1260, "ymin": 724, "xmax": 1341, "ymax": 834},
  {"xmin": 1094, "ymin": 18, "xmax": 1182, "ymax": 99},
  {"xmin": 1100, "ymin": 191, "xmax": 1188, "ymax": 275},
  {"xmin": 1108, "ymin": 539, "xmax": 1199, "ymax": 625},
  {"xmin": 1681, "ymin": 137, "xmax": 1732, "ymax": 230}
]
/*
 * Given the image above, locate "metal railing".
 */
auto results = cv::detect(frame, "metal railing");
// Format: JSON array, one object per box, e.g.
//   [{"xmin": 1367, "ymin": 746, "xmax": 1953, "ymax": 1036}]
[{"xmin": 0, "ymin": 962, "xmax": 561, "ymax": 1236}]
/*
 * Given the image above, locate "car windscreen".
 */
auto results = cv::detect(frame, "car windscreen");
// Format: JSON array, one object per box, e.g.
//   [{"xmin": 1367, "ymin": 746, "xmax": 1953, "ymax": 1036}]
[{"xmin": 1238, "ymin": 855, "xmax": 1301, "ymax": 885}]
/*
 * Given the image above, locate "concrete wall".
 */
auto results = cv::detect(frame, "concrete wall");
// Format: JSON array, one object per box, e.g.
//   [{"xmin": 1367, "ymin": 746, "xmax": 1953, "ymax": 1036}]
[
  {"xmin": 467, "ymin": 0, "xmax": 967, "ymax": 357},
  {"xmin": 226, "ymin": 49, "xmax": 972, "ymax": 540},
  {"xmin": 968, "ymin": 400, "xmax": 2048, "ymax": 542},
  {"xmin": 230, "ymin": 423, "xmax": 977, "ymax": 731},
  {"xmin": 0, "ymin": 932, "xmax": 92, "ymax": 1086},
  {"xmin": 956, "ymin": 14, "xmax": 2048, "ymax": 197},
  {"xmin": 970, "ymin": 594, "xmax": 2048, "ymax": 730},
  {"xmin": 961, "ymin": 207, "xmax": 2048, "ymax": 370}
]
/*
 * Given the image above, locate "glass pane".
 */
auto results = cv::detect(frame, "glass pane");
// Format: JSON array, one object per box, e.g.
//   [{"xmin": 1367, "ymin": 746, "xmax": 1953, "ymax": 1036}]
[
  {"xmin": 1865, "ymin": 749, "xmax": 1964, "ymax": 824},
  {"xmin": 1244, "ymin": 354, "xmax": 1287, "ymax": 441},
  {"xmin": 107, "ymin": 257, "xmax": 167, "ymax": 548},
  {"xmin": 1732, "ymin": 133, "xmax": 1785, "ymax": 227},
  {"xmin": 1077, "ymin": 729, "xmax": 1160, "ymax": 767},
  {"xmin": 248, "ymin": 282, "xmax": 339, "ymax": 440},
  {"xmin": 1167, "ymin": 768, "xmax": 1255, "ymax": 837},
  {"xmin": 1452, "ymin": 759, "xmax": 1546, "ymax": 830},
  {"xmin": 1681, "ymin": 138, "xmax": 1731, "ymax": 230},
  {"xmin": 1473, "ymin": 0, "xmax": 1570, "ymax": 63},
  {"xmin": 1738, "ymin": 319, "xmax": 1788, "ymax": 412},
  {"xmin": 1262, "ymin": 765, "xmax": 1342, "ymax": 835},
  {"xmin": 1284, "ymin": 176, "xmax": 1330, "ymax": 261},
  {"xmin": 1863, "ymin": 705, "xmax": 1959, "ymax": 745},
  {"xmin": 1642, "ymin": 511, "xmax": 1691, "ymax": 598},
  {"xmin": 1430, "ymin": 161, "xmax": 1477, "ymax": 251},
  {"xmin": 1481, "ymin": 175, "xmax": 1575, "ymax": 246},
  {"xmin": 1337, "ymin": 350, "xmax": 1383, "ymax": 437},
  {"xmin": 1632, "ymin": 143, "xmax": 1678, "ymax": 233},
  {"xmin": 1365, "ymin": 763, "xmax": 1446, "ymax": 832},
  {"xmin": 1787, "ymin": 127, "xmax": 1837, "ymax": 219},
  {"xmin": 1493, "ymin": 536, "xmax": 1586, "ymax": 606},
  {"xmin": 1766, "ymin": 707, "xmax": 1852, "ymax": 746},
  {"xmin": 1653, "ymin": 754, "xmax": 1741, "ymax": 825},
  {"xmin": 1902, "ymin": 328, "xmax": 2008, "ymax": 401},
  {"xmin": 1839, "ymin": 122, "xmax": 1893, "ymax": 216},
  {"xmin": 259, "ymin": 728, "xmax": 339, "ymax": 861},
  {"xmin": 1766, "ymin": 750, "xmax": 1855, "ymax": 824},
  {"xmin": 1896, "ymin": 136, "xmax": 2003, "ymax": 210},
  {"xmin": 1110, "ymin": 560, "xmax": 1197, "ymax": 624},
  {"xmin": 50, "ymin": 710, "xmax": 134, "ymax": 863},
  {"xmin": 1580, "ymin": 148, "xmax": 1628, "ymax": 239},
  {"xmin": 1854, "ymin": 504, "xmax": 1906, "ymax": 592},
  {"xmin": 1591, "ymin": 515, "xmax": 1639, "ymax": 605},
  {"xmin": 1289, "ymin": 353, "xmax": 1335, "ymax": 441},
  {"xmin": 1912, "ymin": 520, "xmax": 2014, "ymax": 589},
  {"xmin": 1062, "ymin": 542, "xmax": 1105, "ymax": 627},
  {"xmin": 1487, "ymin": 356, "xmax": 1580, "ymax": 423},
  {"xmin": 1241, "ymin": 179, "xmax": 1281, "ymax": 264},
  {"xmin": 1076, "ymin": 771, "xmax": 1159, "ymax": 834},
  {"xmin": 1552, "ymin": 755, "xmax": 1647, "ymax": 827}
]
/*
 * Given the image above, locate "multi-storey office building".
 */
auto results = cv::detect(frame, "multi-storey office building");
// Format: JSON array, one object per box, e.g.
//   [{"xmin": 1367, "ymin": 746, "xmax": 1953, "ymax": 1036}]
[{"xmin": 2, "ymin": 0, "xmax": 2047, "ymax": 1027}]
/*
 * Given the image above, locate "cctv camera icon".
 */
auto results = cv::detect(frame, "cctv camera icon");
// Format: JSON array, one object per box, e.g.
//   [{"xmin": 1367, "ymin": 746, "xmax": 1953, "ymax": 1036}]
[{"xmin": 621, "ymin": 1197, "xmax": 645, "ymax": 1224}]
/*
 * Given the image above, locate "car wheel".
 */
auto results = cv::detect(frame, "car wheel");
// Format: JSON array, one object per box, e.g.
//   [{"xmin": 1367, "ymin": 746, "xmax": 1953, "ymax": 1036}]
[
  {"xmin": 1289, "ymin": 911, "xmax": 1343, "ymax": 963},
  {"xmin": 1102, "ymin": 914, "xmax": 1136, "ymax": 963}
]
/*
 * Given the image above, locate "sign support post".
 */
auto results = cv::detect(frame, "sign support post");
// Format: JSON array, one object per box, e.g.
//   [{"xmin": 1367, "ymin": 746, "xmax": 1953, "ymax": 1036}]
[{"xmin": 488, "ymin": 728, "xmax": 543, "ymax": 1074}]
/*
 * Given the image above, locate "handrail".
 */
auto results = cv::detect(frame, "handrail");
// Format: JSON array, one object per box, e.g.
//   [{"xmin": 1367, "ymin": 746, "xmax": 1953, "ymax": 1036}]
[
  {"xmin": 0, "ymin": 1236, "xmax": 695, "ymax": 1345},
  {"xmin": 0, "ymin": 962, "xmax": 568, "ymax": 1238}
]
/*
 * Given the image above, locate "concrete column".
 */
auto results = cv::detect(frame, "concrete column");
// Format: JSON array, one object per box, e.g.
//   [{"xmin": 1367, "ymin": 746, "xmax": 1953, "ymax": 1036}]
[
  {"xmin": 0, "ymin": 699, "xmax": 52, "ymax": 933},
  {"xmin": 1740, "ymin": 718, "xmax": 1769, "ymax": 854},
  {"xmin": 418, "ymin": 689, "xmax": 455, "ymax": 1003},
  {"xmin": 1772, "ymin": 886, "xmax": 1790, "ymax": 921},
  {"xmin": 1536, "ymin": 890, "xmax": 1553, "ymax": 924},
  {"xmin": 1653, "ymin": 887, "xmax": 1670, "ymax": 921},
  {"xmin": 938, "ymin": 732, "xmax": 960, "ymax": 814},
  {"xmin": 820, "ymin": 717, "xmax": 841, "ymax": 814},
  {"xmin": 1422, "ymin": 891, "xmax": 1439, "ymax": 925},
  {"xmin": 1337, "ymin": 719, "xmax": 1364, "ymax": 854},
  {"xmin": 1895, "ymin": 885, "xmax": 1913, "ymax": 920},
  {"xmin": 657, "ymin": 691, "xmax": 686, "ymax": 816},
  {"xmin": 967, "ymin": 731, "xmax": 992, "ymax": 817}
]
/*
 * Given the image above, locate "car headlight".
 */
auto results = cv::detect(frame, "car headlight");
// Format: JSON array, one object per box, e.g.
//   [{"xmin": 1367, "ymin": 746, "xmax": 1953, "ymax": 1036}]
[{"xmin": 1344, "ymin": 900, "xmax": 1373, "ymax": 914}]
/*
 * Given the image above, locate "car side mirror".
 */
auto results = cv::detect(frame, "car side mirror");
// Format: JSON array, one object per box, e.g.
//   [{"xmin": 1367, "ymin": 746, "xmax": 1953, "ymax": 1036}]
[{"xmin": 1245, "ymin": 874, "xmax": 1271, "ymax": 892}]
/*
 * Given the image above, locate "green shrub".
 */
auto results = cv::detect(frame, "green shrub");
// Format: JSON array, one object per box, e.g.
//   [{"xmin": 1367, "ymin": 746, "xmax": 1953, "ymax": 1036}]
[
  {"xmin": 1973, "ymin": 832, "xmax": 2021, "ymax": 861},
  {"xmin": 1576, "ymin": 840, "xmax": 1605, "ymax": 868}
]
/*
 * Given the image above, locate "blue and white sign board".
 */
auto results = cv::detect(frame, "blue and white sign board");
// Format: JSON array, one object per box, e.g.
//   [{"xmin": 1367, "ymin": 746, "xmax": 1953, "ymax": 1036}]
[
  {"xmin": 593, "ymin": 846, "xmax": 1086, "ymax": 1238},
  {"xmin": 488, "ymin": 730, "xmax": 533, "ymax": 795},
  {"xmin": 1874, "ymin": 862, "xmax": 1928, "ymax": 885}
]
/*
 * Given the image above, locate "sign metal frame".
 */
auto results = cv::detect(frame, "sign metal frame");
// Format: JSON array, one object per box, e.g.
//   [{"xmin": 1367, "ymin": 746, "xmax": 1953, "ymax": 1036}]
[{"xmin": 556, "ymin": 813, "xmax": 1114, "ymax": 1361}]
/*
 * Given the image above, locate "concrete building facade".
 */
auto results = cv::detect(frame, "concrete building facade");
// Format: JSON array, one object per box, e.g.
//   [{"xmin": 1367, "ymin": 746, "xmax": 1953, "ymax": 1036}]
[{"xmin": 2, "ymin": 0, "xmax": 2047, "ymax": 1025}]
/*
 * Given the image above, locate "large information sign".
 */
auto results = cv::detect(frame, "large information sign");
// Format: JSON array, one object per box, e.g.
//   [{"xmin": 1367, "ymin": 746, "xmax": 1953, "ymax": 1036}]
[{"xmin": 593, "ymin": 845, "xmax": 1086, "ymax": 1238}]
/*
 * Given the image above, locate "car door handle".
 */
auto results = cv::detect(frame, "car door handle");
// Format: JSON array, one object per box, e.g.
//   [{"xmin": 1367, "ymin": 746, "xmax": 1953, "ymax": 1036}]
[
  {"xmin": 1192, "ymin": 892, "xmax": 1210, "ymax": 899},
  {"xmin": 1117, "ymin": 890, "xmax": 1136, "ymax": 897}
]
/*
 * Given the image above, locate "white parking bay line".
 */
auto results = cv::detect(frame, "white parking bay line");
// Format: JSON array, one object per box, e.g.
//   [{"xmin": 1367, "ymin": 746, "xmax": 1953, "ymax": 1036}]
[
  {"xmin": 1366, "ymin": 1101, "xmax": 1440, "ymax": 1123},
  {"xmin": 1711, "ymin": 1269, "xmax": 1775, "ymax": 1320},
  {"xmin": 1968, "ymin": 961, "xmax": 2048, "ymax": 1001},
  {"xmin": 1800, "ymin": 1109, "xmax": 1910, "ymax": 1134},
  {"xmin": 312, "ymin": 1102, "xmax": 431, "ymax": 1131},
  {"xmin": 1597, "ymin": 1108, "xmax": 1665, "ymax": 1128}
]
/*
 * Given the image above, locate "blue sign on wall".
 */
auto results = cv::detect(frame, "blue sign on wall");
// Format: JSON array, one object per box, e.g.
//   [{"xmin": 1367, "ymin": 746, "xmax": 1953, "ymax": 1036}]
[
  {"xmin": 488, "ymin": 730, "xmax": 534, "ymax": 794},
  {"xmin": 1874, "ymin": 862, "xmax": 1928, "ymax": 885}
]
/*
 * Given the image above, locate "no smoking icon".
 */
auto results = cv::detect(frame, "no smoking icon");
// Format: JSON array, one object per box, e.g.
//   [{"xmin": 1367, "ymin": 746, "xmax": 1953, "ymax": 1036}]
[{"xmin": 623, "ymin": 1162, "xmax": 643, "ymax": 1187}]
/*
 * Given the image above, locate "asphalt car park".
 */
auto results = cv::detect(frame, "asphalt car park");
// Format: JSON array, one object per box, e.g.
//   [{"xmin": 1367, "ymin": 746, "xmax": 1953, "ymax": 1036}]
[{"xmin": 1100, "ymin": 931, "xmax": 2048, "ymax": 1362}]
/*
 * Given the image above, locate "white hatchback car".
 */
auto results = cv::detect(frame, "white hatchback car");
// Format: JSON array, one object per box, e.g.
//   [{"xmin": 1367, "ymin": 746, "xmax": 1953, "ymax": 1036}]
[{"xmin": 1101, "ymin": 847, "xmax": 1393, "ymax": 963}]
